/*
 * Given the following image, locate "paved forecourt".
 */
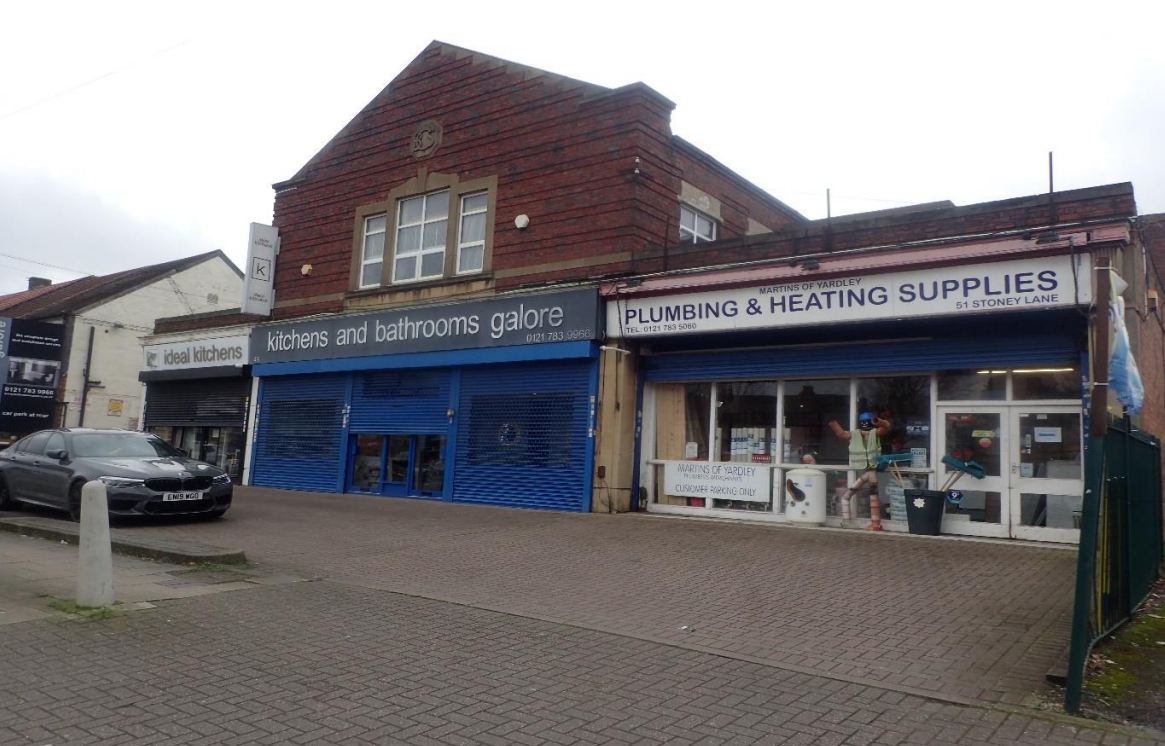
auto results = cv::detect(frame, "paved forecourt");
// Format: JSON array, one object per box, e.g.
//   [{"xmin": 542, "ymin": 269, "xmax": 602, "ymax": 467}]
[{"xmin": 127, "ymin": 486, "xmax": 1079, "ymax": 705}]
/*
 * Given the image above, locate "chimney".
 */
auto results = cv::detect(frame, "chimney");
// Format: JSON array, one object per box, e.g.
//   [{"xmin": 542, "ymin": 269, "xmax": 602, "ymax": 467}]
[{"xmin": 28, "ymin": 277, "xmax": 51, "ymax": 290}]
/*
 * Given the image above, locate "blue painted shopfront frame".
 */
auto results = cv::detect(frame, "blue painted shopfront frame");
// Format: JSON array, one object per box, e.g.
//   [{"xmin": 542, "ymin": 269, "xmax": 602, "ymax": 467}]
[
  {"xmin": 250, "ymin": 341, "xmax": 600, "ymax": 512},
  {"xmin": 629, "ymin": 324, "xmax": 1087, "ymax": 511}
]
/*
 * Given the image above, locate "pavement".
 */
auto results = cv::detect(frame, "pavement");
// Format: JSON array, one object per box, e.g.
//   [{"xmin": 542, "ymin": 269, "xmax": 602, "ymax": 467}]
[
  {"xmin": 126, "ymin": 487, "xmax": 1078, "ymax": 706},
  {"xmin": 2, "ymin": 487, "xmax": 1160, "ymax": 745},
  {"xmin": 0, "ymin": 523, "xmax": 302, "ymax": 627}
]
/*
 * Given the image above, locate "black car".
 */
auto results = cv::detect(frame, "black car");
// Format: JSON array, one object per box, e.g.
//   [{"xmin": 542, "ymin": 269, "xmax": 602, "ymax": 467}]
[{"xmin": 0, "ymin": 429, "xmax": 232, "ymax": 520}]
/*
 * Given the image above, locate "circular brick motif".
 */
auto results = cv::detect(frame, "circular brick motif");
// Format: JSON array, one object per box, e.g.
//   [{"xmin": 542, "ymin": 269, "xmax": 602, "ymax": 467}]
[{"xmin": 411, "ymin": 119, "xmax": 443, "ymax": 159}]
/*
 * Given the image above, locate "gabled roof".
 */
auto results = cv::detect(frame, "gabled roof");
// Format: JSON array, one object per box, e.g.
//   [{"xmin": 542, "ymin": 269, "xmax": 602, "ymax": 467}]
[
  {"xmin": 0, "ymin": 278, "xmax": 83, "ymax": 313},
  {"xmin": 0, "ymin": 250, "xmax": 239, "ymax": 320},
  {"xmin": 275, "ymin": 41, "xmax": 634, "ymax": 190}
]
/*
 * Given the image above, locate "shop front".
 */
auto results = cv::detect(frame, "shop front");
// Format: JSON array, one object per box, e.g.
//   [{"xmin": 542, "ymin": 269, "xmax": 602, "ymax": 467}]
[
  {"xmin": 246, "ymin": 289, "xmax": 602, "ymax": 512},
  {"xmin": 140, "ymin": 332, "xmax": 251, "ymax": 481},
  {"xmin": 610, "ymin": 253, "xmax": 1094, "ymax": 543}
]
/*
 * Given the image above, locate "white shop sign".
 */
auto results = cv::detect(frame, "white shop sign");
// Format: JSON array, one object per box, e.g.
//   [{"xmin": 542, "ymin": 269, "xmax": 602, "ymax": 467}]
[
  {"xmin": 663, "ymin": 460, "xmax": 770, "ymax": 503},
  {"xmin": 609, "ymin": 254, "xmax": 1091, "ymax": 338},
  {"xmin": 143, "ymin": 334, "xmax": 250, "ymax": 372}
]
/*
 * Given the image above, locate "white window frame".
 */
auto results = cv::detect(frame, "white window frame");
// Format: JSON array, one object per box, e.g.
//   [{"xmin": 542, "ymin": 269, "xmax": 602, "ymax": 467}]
[
  {"xmin": 680, "ymin": 204, "xmax": 717, "ymax": 243},
  {"xmin": 359, "ymin": 214, "xmax": 387, "ymax": 289},
  {"xmin": 392, "ymin": 190, "xmax": 449, "ymax": 284},
  {"xmin": 456, "ymin": 191, "xmax": 488, "ymax": 275}
]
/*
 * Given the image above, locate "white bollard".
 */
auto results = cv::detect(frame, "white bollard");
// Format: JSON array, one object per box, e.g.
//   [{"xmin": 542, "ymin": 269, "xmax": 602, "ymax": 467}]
[{"xmin": 76, "ymin": 481, "xmax": 114, "ymax": 608}]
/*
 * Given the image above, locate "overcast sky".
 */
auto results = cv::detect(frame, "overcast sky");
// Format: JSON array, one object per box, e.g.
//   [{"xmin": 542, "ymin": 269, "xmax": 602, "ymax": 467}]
[{"xmin": 2, "ymin": 0, "xmax": 1163, "ymax": 296}]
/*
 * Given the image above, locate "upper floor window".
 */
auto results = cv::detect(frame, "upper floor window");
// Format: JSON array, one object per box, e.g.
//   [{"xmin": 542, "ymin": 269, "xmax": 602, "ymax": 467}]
[
  {"xmin": 680, "ymin": 205, "xmax": 717, "ymax": 243},
  {"xmin": 457, "ymin": 192, "xmax": 488, "ymax": 274},
  {"xmin": 394, "ymin": 191, "xmax": 449, "ymax": 283},
  {"xmin": 350, "ymin": 171, "xmax": 497, "ymax": 292},
  {"xmin": 359, "ymin": 215, "xmax": 387, "ymax": 289}
]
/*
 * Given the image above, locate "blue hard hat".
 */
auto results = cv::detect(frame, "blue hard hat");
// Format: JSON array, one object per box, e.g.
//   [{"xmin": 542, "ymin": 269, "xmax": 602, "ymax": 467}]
[{"xmin": 858, "ymin": 412, "xmax": 875, "ymax": 423}]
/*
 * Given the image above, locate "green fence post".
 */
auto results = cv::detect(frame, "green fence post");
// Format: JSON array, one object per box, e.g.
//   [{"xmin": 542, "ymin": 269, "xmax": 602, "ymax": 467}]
[{"xmin": 1065, "ymin": 433, "xmax": 1106, "ymax": 714}]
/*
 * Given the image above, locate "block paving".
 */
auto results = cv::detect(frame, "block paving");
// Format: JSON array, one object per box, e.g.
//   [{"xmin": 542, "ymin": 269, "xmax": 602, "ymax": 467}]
[
  {"xmin": 2, "ymin": 580, "xmax": 1161, "ymax": 746},
  {"xmin": 128, "ymin": 487, "xmax": 1078, "ymax": 705}
]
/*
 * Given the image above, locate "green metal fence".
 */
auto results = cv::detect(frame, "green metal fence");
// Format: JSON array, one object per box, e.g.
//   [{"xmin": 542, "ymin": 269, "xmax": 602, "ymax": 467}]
[{"xmin": 1064, "ymin": 416, "xmax": 1164, "ymax": 713}]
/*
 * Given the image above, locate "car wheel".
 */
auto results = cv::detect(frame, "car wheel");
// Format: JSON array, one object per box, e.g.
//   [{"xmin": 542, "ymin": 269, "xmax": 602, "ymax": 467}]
[
  {"xmin": 68, "ymin": 482, "xmax": 84, "ymax": 522},
  {"xmin": 0, "ymin": 475, "xmax": 18, "ymax": 510}
]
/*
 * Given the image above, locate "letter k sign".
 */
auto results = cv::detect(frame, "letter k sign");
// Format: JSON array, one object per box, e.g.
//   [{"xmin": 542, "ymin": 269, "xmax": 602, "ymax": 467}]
[{"xmin": 252, "ymin": 257, "xmax": 271, "ymax": 281}]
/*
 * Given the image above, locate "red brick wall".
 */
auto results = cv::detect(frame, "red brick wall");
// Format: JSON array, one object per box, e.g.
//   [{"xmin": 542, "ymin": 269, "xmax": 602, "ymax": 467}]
[
  {"xmin": 671, "ymin": 139, "xmax": 801, "ymax": 239},
  {"xmin": 268, "ymin": 44, "xmax": 807, "ymax": 316},
  {"xmin": 628, "ymin": 184, "xmax": 1138, "ymax": 276}
]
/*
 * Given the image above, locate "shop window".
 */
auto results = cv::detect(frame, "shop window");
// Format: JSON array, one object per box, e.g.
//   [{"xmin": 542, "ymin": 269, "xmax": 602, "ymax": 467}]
[
  {"xmin": 679, "ymin": 205, "xmax": 717, "ymax": 243},
  {"xmin": 1017, "ymin": 411, "xmax": 1082, "ymax": 479},
  {"xmin": 264, "ymin": 400, "xmax": 342, "ymax": 460},
  {"xmin": 360, "ymin": 370, "xmax": 442, "ymax": 399},
  {"xmin": 1012, "ymin": 367, "xmax": 1079, "ymax": 400},
  {"xmin": 466, "ymin": 392, "xmax": 575, "ymax": 467},
  {"xmin": 938, "ymin": 369, "xmax": 1006, "ymax": 400},
  {"xmin": 856, "ymin": 376, "xmax": 931, "ymax": 465},
  {"xmin": 654, "ymin": 383, "xmax": 711, "ymax": 461},
  {"xmin": 715, "ymin": 382, "xmax": 777, "ymax": 463},
  {"xmin": 351, "ymin": 172, "xmax": 497, "ymax": 291},
  {"xmin": 782, "ymin": 379, "xmax": 849, "ymax": 466}
]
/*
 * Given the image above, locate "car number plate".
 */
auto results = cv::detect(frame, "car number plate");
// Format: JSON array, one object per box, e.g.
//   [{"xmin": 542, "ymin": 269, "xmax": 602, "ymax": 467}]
[{"xmin": 162, "ymin": 491, "xmax": 204, "ymax": 502}]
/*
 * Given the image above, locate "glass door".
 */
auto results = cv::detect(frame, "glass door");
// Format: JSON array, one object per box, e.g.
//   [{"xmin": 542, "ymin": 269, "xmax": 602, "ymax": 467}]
[
  {"xmin": 1009, "ymin": 407, "xmax": 1083, "ymax": 542},
  {"xmin": 347, "ymin": 433, "xmax": 447, "ymax": 499},
  {"xmin": 937, "ymin": 408, "xmax": 1009, "ymax": 538},
  {"xmin": 349, "ymin": 435, "xmax": 386, "ymax": 493}
]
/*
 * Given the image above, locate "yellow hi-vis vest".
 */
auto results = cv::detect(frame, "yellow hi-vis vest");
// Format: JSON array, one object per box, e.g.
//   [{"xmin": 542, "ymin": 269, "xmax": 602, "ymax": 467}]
[{"xmin": 848, "ymin": 430, "xmax": 880, "ymax": 471}]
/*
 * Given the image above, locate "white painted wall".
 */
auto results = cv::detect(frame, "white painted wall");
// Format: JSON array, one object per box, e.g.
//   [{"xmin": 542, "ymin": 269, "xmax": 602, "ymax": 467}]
[{"xmin": 61, "ymin": 257, "xmax": 243, "ymax": 430}]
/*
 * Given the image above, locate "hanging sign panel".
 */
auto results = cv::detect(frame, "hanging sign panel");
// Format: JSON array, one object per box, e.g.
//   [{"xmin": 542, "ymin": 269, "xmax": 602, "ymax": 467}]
[
  {"xmin": 0, "ymin": 318, "xmax": 65, "ymax": 435},
  {"xmin": 241, "ymin": 222, "xmax": 278, "ymax": 316},
  {"xmin": 608, "ymin": 255, "xmax": 1092, "ymax": 338}
]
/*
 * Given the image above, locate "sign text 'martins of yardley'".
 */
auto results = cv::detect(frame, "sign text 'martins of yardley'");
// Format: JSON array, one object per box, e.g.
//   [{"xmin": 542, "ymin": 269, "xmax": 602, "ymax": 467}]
[
  {"xmin": 143, "ymin": 335, "xmax": 250, "ymax": 372},
  {"xmin": 608, "ymin": 254, "xmax": 1092, "ymax": 338},
  {"xmin": 251, "ymin": 289, "xmax": 602, "ymax": 365}
]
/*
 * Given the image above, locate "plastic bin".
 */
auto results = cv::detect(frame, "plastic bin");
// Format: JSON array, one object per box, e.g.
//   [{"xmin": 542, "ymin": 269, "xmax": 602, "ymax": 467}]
[{"xmin": 903, "ymin": 489, "xmax": 946, "ymax": 536}]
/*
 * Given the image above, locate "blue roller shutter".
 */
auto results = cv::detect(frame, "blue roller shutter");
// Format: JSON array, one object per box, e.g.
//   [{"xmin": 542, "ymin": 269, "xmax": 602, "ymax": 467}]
[
  {"xmin": 252, "ymin": 373, "xmax": 347, "ymax": 492},
  {"xmin": 643, "ymin": 332, "xmax": 1083, "ymax": 382},
  {"xmin": 454, "ymin": 360, "xmax": 593, "ymax": 511},
  {"xmin": 349, "ymin": 369, "xmax": 451, "ymax": 433}
]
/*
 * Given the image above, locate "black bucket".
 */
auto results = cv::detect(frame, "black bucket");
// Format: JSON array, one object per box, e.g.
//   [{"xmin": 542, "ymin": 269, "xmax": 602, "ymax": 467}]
[{"xmin": 903, "ymin": 489, "xmax": 946, "ymax": 536}]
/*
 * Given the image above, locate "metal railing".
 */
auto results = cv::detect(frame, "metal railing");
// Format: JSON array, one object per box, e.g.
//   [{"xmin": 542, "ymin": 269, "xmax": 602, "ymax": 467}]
[{"xmin": 1064, "ymin": 415, "xmax": 1164, "ymax": 713}]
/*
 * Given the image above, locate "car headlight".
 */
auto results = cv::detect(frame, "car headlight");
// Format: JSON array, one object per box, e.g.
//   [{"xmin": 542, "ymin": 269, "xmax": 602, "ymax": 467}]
[
  {"xmin": 212, "ymin": 474, "xmax": 232, "ymax": 485},
  {"xmin": 97, "ymin": 476, "xmax": 145, "ymax": 488}
]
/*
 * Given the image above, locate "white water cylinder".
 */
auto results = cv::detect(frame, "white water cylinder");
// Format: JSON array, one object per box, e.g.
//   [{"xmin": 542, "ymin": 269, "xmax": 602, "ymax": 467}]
[{"xmin": 784, "ymin": 468, "xmax": 827, "ymax": 525}]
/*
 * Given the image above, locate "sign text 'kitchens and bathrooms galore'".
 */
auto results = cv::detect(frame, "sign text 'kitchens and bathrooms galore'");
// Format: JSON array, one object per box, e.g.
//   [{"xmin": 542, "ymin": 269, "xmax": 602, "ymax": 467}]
[
  {"xmin": 252, "ymin": 289, "xmax": 602, "ymax": 365},
  {"xmin": 609, "ymin": 255, "xmax": 1092, "ymax": 337}
]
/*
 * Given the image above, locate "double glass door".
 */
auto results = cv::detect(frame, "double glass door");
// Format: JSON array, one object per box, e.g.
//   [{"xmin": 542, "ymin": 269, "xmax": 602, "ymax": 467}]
[
  {"xmin": 349, "ymin": 433, "xmax": 447, "ymax": 498},
  {"xmin": 937, "ymin": 406, "xmax": 1083, "ymax": 542}
]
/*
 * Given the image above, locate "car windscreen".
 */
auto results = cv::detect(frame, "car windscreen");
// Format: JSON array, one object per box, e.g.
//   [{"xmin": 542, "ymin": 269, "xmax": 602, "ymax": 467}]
[{"xmin": 71, "ymin": 434, "xmax": 183, "ymax": 459}]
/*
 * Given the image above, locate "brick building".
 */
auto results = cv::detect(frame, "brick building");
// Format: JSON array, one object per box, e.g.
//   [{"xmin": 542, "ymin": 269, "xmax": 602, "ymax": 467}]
[
  {"xmin": 156, "ymin": 42, "xmax": 1163, "ymax": 544},
  {"xmin": 601, "ymin": 183, "xmax": 1165, "ymax": 543},
  {"xmin": 235, "ymin": 42, "xmax": 801, "ymax": 510}
]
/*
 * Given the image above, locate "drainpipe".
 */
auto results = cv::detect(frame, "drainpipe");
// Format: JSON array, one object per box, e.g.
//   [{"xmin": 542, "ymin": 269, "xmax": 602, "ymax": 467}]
[{"xmin": 78, "ymin": 325, "xmax": 95, "ymax": 427}]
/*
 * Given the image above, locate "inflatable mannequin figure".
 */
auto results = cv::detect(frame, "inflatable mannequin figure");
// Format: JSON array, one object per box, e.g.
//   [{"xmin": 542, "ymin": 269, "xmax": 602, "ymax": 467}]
[{"xmin": 828, "ymin": 411, "xmax": 892, "ymax": 530}]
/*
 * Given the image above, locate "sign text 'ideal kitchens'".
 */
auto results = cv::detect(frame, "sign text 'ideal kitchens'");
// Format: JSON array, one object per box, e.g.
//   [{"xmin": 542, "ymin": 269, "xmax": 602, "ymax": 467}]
[
  {"xmin": 609, "ymin": 255, "xmax": 1092, "ymax": 338},
  {"xmin": 143, "ymin": 335, "xmax": 250, "ymax": 373},
  {"xmin": 252, "ymin": 289, "xmax": 601, "ymax": 365}
]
